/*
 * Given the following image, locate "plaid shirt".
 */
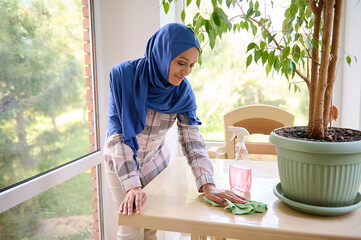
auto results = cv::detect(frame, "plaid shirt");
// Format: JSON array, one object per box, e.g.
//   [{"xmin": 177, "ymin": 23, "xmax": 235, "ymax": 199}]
[{"xmin": 103, "ymin": 109, "xmax": 215, "ymax": 193}]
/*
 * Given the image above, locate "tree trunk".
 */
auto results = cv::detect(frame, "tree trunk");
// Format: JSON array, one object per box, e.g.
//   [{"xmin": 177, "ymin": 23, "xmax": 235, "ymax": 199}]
[
  {"xmin": 308, "ymin": 0, "xmax": 324, "ymax": 136},
  {"xmin": 16, "ymin": 108, "xmax": 33, "ymax": 168},
  {"xmin": 323, "ymin": 0, "xmax": 343, "ymax": 133},
  {"xmin": 309, "ymin": 0, "xmax": 334, "ymax": 138}
]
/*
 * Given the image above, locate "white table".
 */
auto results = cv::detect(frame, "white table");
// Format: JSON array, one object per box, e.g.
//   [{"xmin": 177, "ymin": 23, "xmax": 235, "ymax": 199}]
[{"xmin": 118, "ymin": 157, "xmax": 361, "ymax": 240}]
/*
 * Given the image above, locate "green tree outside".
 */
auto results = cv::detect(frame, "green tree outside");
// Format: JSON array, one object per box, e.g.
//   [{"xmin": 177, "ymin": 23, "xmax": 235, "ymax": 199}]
[{"xmin": 0, "ymin": 0, "xmax": 92, "ymax": 238}]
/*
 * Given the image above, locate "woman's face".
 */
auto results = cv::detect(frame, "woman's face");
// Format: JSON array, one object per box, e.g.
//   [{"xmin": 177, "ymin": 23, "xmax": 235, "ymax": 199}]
[{"xmin": 168, "ymin": 47, "xmax": 199, "ymax": 86}]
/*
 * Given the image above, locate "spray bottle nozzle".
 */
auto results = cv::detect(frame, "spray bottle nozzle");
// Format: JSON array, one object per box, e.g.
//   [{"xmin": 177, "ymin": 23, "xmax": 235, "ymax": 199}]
[{"xmin": 229, "ymin": 126, "xmax": 250, "ymax": 144}]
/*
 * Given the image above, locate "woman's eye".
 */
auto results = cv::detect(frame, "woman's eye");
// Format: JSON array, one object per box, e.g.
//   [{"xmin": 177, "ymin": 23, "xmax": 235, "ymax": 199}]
[{"xmin": 178, "ymin": 62, "xmax": 185, "ymax": 66}]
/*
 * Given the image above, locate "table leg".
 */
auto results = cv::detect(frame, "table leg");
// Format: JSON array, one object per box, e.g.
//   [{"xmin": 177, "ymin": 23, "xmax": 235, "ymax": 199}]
[
  {"xmin": 190, "ymin": 235, "xmax": 225, "ymax": 240},
  {"xmin": 190, "ymin": 235, "xmax": 207, "ymax": 240}
]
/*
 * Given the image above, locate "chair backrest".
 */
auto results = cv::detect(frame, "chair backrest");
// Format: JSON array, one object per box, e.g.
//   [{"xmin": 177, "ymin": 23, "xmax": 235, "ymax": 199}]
[{"xmin": 224, "ymin": 104, "xmax": 295, "ymax": 159}]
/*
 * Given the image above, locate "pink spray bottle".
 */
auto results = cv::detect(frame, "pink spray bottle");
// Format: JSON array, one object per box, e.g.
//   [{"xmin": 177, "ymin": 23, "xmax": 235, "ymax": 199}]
[{"xmin": 228, "ymin": 126, "xmax": 252, "ymax": 194}]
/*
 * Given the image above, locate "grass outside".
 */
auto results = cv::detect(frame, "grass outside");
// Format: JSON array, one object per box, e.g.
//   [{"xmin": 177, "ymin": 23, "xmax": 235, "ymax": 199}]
[{"xmin": 0, "ymin": 114, "xmax": 94, "ymax": 239}]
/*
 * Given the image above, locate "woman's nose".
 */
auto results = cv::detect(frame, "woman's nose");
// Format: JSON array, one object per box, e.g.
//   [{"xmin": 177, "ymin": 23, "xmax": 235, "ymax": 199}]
[{"xmin": 181, "ymin": 66, "xmax": 191, "ymax": 76}]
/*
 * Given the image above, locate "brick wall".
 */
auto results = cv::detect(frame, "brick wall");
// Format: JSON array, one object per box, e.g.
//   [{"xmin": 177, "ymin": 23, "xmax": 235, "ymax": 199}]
[{"xmin": 82, "ymin": 0, "xmax": 99, "ymax": 239}]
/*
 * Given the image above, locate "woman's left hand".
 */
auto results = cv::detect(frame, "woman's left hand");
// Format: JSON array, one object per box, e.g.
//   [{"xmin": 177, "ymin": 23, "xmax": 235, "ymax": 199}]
[{"xmin": 201, "ymin": 184, "xmax": 248, "ymax": 206}]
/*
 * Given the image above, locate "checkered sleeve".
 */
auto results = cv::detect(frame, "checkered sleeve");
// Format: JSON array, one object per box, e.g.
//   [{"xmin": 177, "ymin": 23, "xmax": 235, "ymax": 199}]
[
  {"xmin": 103, "ymin": 134, "xmax": 142, "ymax": 193},
  {"xmin": 176, "ymin": 114, "xmax": 215, "ymax": 191}
]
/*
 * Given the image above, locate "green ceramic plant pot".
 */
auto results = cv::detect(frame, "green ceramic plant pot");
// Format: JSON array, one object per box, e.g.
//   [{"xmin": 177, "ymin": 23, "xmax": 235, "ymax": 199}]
[{"xmin": 270, "ymin": 128, "xmax": 361, "ymax": 207}]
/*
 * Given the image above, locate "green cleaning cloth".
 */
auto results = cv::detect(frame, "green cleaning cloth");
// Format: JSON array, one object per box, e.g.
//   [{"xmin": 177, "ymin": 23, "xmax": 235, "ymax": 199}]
[{"xmin": 203, "ymin": 196, "xmax": 268, "ymax": 215}]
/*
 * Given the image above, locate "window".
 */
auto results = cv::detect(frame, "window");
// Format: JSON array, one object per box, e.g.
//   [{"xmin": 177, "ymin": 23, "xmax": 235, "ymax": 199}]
[
  {"xmin": 0, "ymin": 0, "xmax": 101, "ymax": 239},
  {"xmin": 0, "ymin": 0, "xmax": 97, "ymax": 190},
  {"xmin": 0, "ymin": 172, "xmax": 93, "ymax": 239}
]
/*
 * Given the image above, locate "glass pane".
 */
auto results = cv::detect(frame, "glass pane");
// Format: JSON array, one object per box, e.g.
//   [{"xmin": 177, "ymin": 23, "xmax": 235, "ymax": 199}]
[
  {"xmin": 0, "ymin": 171, "xmax": 93, "ymax": 239},
  {"xmin": 0, "ymin": 0, "xmax": 94, "ymax": 189},
  {"xmin": 185, "ymin": 1, "xmax": 308, "ymax": 141}
]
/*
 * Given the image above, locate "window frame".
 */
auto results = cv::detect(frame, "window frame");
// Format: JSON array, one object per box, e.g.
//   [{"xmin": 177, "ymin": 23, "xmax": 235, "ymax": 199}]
[
  {"xmin": 0, "ymin": 153, "xmax": 102, "ymax": 213},
  {"xmin": 0, "ymin": 1, "xmax": 105, "ymax": 239}
]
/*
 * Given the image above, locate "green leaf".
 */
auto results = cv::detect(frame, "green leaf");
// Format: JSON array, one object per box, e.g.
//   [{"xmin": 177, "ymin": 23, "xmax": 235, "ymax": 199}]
[
  {"xmin": 282, "ymin": 60, "xmax": 290, "ymax": 79},
  {"xmin": 254, "ymin": 50, "xmax": 262, "ymax": 62},
  {"xmin": 226, "ymin": 0, "xmax": 236, "ymax": 8},
  {"xmin": 309, "ymin": 18, "xmax": 315, "ymax": 28},
  {"xmin": 294, "ymin": 84, "xmax": 299, "ymax": 93},
  {"xmin": 194, "ymin": 15, "xmax": 205, "ymax": 36},
  {"xmin": 218, "ymin": 8, "xmax": 232, "ymax": 29},
  {"xmin": 306, "ymin": 7, "xmax": 312, "ymax": 18},
  {"xmin": 186, "ymin": 0, "xmax": 192, "ymax": 6},
  {"xmin": 246, "ymin": 42, "xmax": 258, "ymax": 53},
  {"xmin": 246, "ymin": 55, "xmax": 252, "ymax": 68},
  {"xmin": 267, "ymin": 33, "xmax": 276, "ymax": 43},
  {"xmin": 246, "ymin": 7, "xmax": 254, "ymax": 18},
  {"xmin": 295, "ymin": 22, "xmax": 300, "ymax": 32},
  {"xmin": 163, "ymin": 2, "xmax": 170, "ymax": 14},
  {"xmin": 346, "ymin": 56, "xmax": 351, "ymax": 66},
  {"xmin": 282, "ymin": 46, "xmax": 291, "ymax": 58},
  {"xmin": 193, "ymin": 13, "xmax": 200, "ymax": 25},
  {"xmin": 181, "ymin": 10, "xmax": 186, "ymax": 22},
  {"xmin": 262, "ymin": 30, "xmax": 267, "ymax": 40},
  {"xmin": 282, "ymin": 18, "xmax": 289, "ymax": 32},
  {"xmin": 290, "ymin": 61, "xmax": 296, "ymax": 78},
  {"xmin": 254, "ymin": 1, "xmax": 259, "ymax": 11},
  {"xmin": 209, "ymin": 36, "xmax": 216, "ymax": 49},
  {"xmin": 262, "ymin": 51, "xmax": 268, "ymax": 65},
  {"xmin": 266, "ymin": 62, "xmax": 273, "ymax": 76},
  {"xmin": 240, "ymin": 21, "xmax": 245, "ymax": 30},
  {"xmin": 226, "ymin": 0, "xmax": 232, "ymax": 7},
  {"xmin": 294, "ymin": 33, "xmax": 300, "ymax": 41},
  {"xmin": 312, "ymin": 39, "xmax": 319, "ymax": 49},
  {"xmin": 198, "ymin": 32, "xmax": 205, "ymax": 43},
  {"xmin": 273, "ymin": 58, "xmax": 280, "ymax": 71},
  {"xmin": 289, "ymin": 83, "xmax": 300, "ymax": 93},
  {"xmin": 196, "ymin": 0, "xmax": 201, "ymax": 8},
  {"xmin": 244, "ymin": 21, "xmax": 249, "ymax": 31},
  {"xmin": 233, "ymin": 24, "xmax": 238, "ymax": 32},
  {"xmin": 212, "ymin": 0, "xmax": 217, "ymax": 7},
  {"xmin": 284, "ymin": 8, "xmax": 291, "ymax": 18},
  {"xmin": 207, "ymin": 24, "xmax": 216, "ymax": 49},
  {"xmin": 301, "ymin": 50, "xmax": 306, "ymax": 57},
  {"xmin": 198, "ymin": 56, "xmax": 203, "ymax": 65},
  {"xmin": 268, "ymin": 50, "xmax": 275, "ymax": 65},
  {"xmin": 251, "ymin": 24, "xmax": 257, "ymax": 36},
  {"xmin": 292, "ymin": 45, "xmax": 301, "ymax": 62},
  {"xmin": 211, "ymin": 10, "xmax": 221, "ymax": 26},
  {"xmin": 205, "ymin": 20, "xmax": 211, "ymax": 33},
  {"xmin": 259, "ymin": 41, "xmax": 265, "ymax": 50}
]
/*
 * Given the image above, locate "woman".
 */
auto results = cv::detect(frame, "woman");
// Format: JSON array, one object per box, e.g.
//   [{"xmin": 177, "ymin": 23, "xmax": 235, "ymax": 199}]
[{"xmin": 103, "ymin": 23, "xmax": 246, "ymax": 240}]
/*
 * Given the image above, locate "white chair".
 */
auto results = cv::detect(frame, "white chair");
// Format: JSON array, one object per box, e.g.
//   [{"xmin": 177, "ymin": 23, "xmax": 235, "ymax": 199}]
[{"xmin": 208, "ymin": 104, "xmax": 295, "ymax": 159}]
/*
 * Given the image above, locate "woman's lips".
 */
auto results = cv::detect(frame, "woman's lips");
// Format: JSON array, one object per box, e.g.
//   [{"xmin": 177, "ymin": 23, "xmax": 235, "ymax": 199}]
[{"xmin": 175, "ymin": 75, "xmax": 183, "ymax": 81}]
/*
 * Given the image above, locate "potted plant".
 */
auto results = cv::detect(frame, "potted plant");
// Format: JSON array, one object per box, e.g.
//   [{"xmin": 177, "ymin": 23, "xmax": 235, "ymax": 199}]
[{"xmin": 162, "ymin": 0, "xmax": 361, "ymax": 213}]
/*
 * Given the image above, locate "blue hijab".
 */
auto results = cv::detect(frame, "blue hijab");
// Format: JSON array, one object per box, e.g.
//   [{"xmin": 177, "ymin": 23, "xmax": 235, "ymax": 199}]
[{"xmin": 107, "ymin": 23, "xmax": 201, "ymax": 168}]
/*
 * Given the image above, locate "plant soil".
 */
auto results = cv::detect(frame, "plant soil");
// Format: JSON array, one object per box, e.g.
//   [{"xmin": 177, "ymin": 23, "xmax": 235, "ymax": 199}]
[{"xmin": 274, "ymin": 126, "xmax": 361, "ymax": 142}]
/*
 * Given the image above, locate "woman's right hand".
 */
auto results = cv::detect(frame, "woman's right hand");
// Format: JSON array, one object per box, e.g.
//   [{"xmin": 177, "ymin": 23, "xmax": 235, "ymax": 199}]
[{"xmin": 119, "ymin": 187, "xmax": 146, "ymax": 216}]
